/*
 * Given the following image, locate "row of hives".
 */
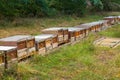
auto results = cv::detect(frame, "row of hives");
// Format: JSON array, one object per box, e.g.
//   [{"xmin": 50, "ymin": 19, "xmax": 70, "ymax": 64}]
[{"xmin": 0, "ymin": 16, "xmax": 120, "ymax": 74}]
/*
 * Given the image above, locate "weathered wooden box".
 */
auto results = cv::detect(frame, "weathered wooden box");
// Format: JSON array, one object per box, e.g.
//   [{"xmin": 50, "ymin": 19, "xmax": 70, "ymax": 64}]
[
  {"xmin": 68, "ymin": 29, "xmax": 76, "ymax": 42},
  {"xmin": 0, "ymin": 46, "xmax": 17, "ymax": 75},
  {"xmin": 42, "ymin": 28, "xmax": 64, "ymax": 44},
  {"xmin": 75, "ymin": 23, "xmax": 92, "ymax": 36},
  {"xmin": 90, "ymin": 22, "xmax": 103, "ymax": 32},
  {"xmin": 104, "ymin": 16, "xmax": 117, "ymax": 25},
  {"xmin": 26, "ymin": 37, "xmax": 36, "ymax": 56},
  {"xmin": 118, "ymin": 16, "xmax": 120, "ymax": 23},
  {"xmin": 62, "ymin": 28, "xmax": 69, "ymax": 43},
  {"xmin": 0, "ymin": 51, "xmax": 5, "ymax": 75},
  {"xmin": 35, "ymin": 38, "xmax": 46, "ymax": 55},
  {"xmin": 50, "ymin": 34, "xmax": 58, "ymax": 48},
  {"xmin": 97, "ymin": 20, "xmax": 110, "ymax": 30},
  {"xmin": 0, "ymin": 35, "xmax": 35, "ymax": 60},
  {"xmin": 35, "ymin": 34, "xmax": 58, "ymax": 55},
  {"xmin": 67, "ymin": 27, "xmax": 85, "ymax": 41}
]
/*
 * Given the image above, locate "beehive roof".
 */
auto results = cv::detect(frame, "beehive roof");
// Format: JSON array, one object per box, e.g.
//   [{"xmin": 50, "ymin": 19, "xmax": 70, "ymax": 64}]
[
  {"xmin": 0, "ymin": 35, "xmax": 33, "ymax": 42},
  {"xmin": 35, "ymin": 34, "xmax": 55, "ymax": 42},
  {"xmin": 0, "ymin": 46, "xmax": 16, "ymax": 51}
]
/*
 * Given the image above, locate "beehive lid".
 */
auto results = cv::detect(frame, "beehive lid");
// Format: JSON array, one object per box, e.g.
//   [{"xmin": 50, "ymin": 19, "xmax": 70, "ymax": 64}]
[
  {"xmin": 94, "ymin": 37, "xmax": 120, "ymax": 48},
  {"xmin": 52, "ymin": 27, "xmax": 68, "ymax": 30},
  {"xmin": 0, "ymin": 46, "xmax": 17, "ymax": 51},
  {"xmin": 35, "ymin": 34, "xmax": 54, "ymax": 42},
  {"xmin": 76, "ymin": 23, "xmax": 93, "ymax": 29},
  {"xmin": 104, "ymin": 16, "xmax": 117, "ymax": 19},
  {"xmin": 67, "ymin": 27, "xmax": 84, "ymax": 31},
  {"xmin": 42, "ymin": 27, "xmax": 63, "ymax": 31},
  {"xmin": 97, "ymin": 20, "xmax": 109, "ymax": 23},
  {"xmin": 0, "ymin": 35, "xmax": 33, "ymax": 42},
  {"xmin": 89, "ymin": 22, "xmax": 100, "ymax": 26}
]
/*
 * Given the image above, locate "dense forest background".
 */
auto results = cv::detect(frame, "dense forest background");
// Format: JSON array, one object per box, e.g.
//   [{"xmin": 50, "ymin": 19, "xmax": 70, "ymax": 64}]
[{"xmin": 0, "ymin": 0, "xmax": 120, "ymax": 18}]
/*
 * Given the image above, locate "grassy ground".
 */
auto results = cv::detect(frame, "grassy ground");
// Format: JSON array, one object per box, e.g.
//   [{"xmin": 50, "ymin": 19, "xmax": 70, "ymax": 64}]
[{"xmin": 1, "ymin": 12, "xmax": 120, "ymax": 80}]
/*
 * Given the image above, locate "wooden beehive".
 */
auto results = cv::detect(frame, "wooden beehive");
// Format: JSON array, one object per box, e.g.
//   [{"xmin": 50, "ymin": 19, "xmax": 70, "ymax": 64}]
[
  {"xmin": 62, "ymin": 28, "xmax": 69, "ymax": 43},
  {"xmin": 50, "ymin": 34, "xmax": 58, "ymax": 48},
  {"xmin": 0, "ymin": 35, "xmax": 35, "ymax": 60},
  {"xmin": 35, "ymin": 38, "xmax": 46, "ymax": 55},
  {"xmin": 104, "ymin": 16, "xmax": 117, "ymax": 25},
  {"xmin": 26, "ymin": 37, "xmax": 36, "ymax": 56},
  {"xmin": 97, "ymin": 20, "xmax": 110, "ymax": 30},
  {"xmin": 68, "ymin": 29, "xmax": 75, "ymax": 42},
  {"xmin": 118, "ymin": 16, "xmax": 120, "ymax": 23},
  {"xmin": 75, "ymin": 23, "xmax": 92, "ymax": 36},
  {"xmin": 76, "ymin": 28, "xmax": 86, "ymax": 38},
  {"xmin": 42, "ymin": 28, "xmax": 64, "ymax": 44},
  {"xmin": 0, "ymin": 46, "xmax": 17, "ymax": 74},
  {"xmin": 35, "ymin": 34, "xmax": 56, "ymax": 54},
  {"xmin": 90, "ymin": 22, "xmax": 104, "ymax": 32},
  {"xmin": 67, "ymin": 27, "xmax": 85, "ymax": 41},
  {"xmin": 0, "ymin": 51, "xmax": 5, "ymax": 75}
]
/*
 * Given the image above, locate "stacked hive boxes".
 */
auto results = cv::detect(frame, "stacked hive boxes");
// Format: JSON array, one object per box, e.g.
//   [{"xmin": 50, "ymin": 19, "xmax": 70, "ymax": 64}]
[
  {"xmin": 75, "ymin": 23, "xmax": 92, "ymax": 36},
  {"xmin": 0, "ymin": 46, "xmax": 17, "ymax": 74},
  {"xmin": 26, "ymin": 36, "xmax": 36, "ymax": 56},
  {"xmin": 42, "ymin": 28, "xmax": 64, "ymax": 45},
  {"xmin": 42, "ymin": 27, "xmax": 69, "ymax": 45},
  {"xmin": 0, "ymin": 35, "xmax": 36, "ymax": 60},
  {"xmin": 35, "ymin": 36, "xmax": 46, "ymax": 55},
  {"xmin": 35, "ymin": 34, "xmax": 58, "ymax": 55},
  {"xmin": 67, "ymin": 27, "xmax": 85, "ymax": 41},
  {"xmin": 62, "ymin": 28, "xmax": 69, "ymax": 43},
  {"xmin": 118, "ymin": 16, "xmax": 120, "ymax": 23},
  {"xmin": 104, "ymin": 16, "xmax": 118, "ymax": 25},
  {"xmin": 97, "ymin": 20, "xmax": 110, "ymax": 30}
]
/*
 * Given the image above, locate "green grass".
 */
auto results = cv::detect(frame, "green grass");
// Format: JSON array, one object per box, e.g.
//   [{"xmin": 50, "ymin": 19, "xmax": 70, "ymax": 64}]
[{"xmin": 1, "ymin": 12, "xmax": 120, "ymax": 80}]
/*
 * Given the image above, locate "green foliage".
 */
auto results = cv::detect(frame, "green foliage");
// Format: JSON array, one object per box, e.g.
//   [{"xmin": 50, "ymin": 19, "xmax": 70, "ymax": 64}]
[
  {"xmin": 0, "ymin": 0, "xmax": 119, "ymax": 18},
  {"xmin": 90, "ymin": 0, "xmax": 103, "ymax": 11},
  {"xmin": 49, "ymin": 0, "xmax": 87, "ymax": 16},
  {"xmin": 101, "ymin": 0, "xmax": 120, "ymax": 11},
  {"xmin": 0, "ymin": 0, "xmax": 54, "ymax": 17}
]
